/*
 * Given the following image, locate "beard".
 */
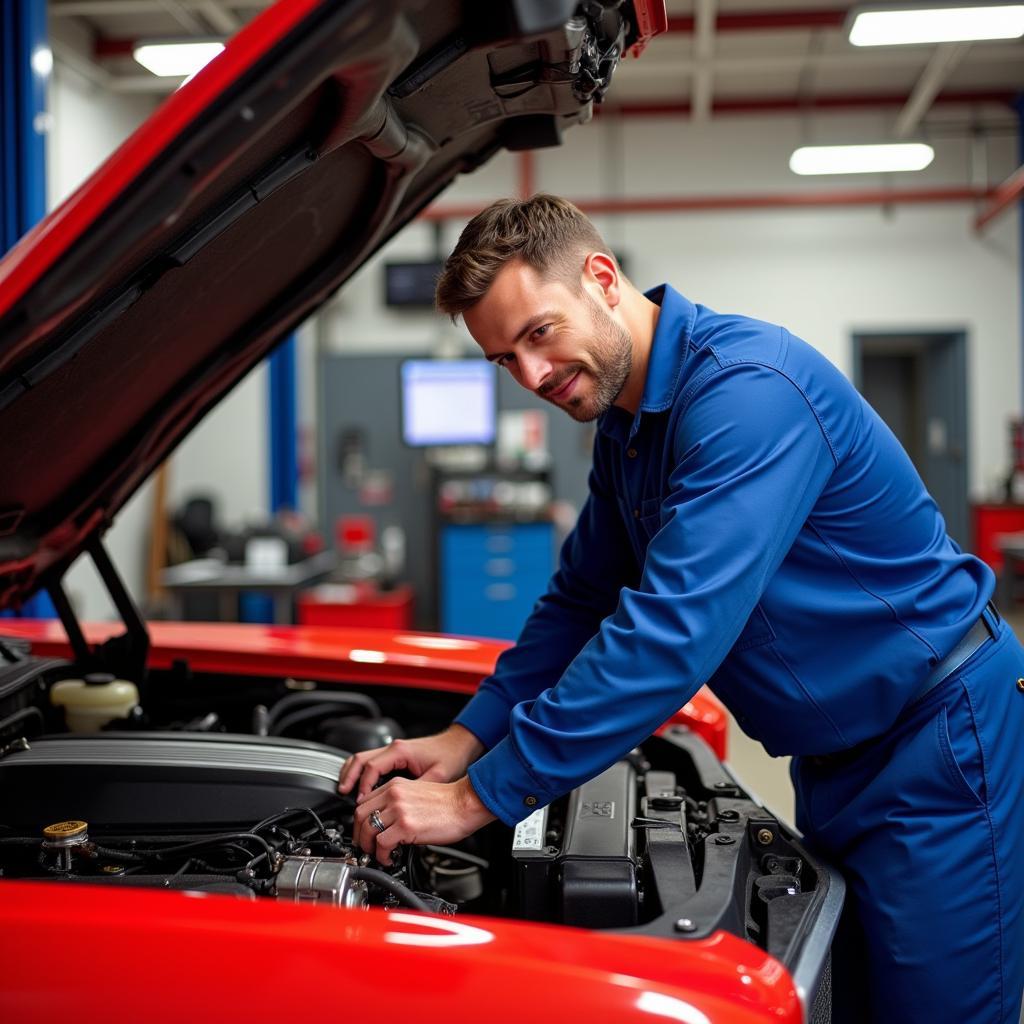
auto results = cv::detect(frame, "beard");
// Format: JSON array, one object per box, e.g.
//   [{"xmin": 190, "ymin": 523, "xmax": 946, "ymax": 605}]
[{"xmin": 538, "ymin": 291, "xmax": 633, "ymax": 422}]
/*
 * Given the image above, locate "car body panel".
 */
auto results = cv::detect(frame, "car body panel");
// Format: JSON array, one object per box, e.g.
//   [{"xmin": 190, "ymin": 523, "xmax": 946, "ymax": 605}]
[
  {"xmin": 0, "ymin": 619, "xmax": 728, "ymax": 757},
  {"xmin": 0, "ymin": 880, "xmax": 801, "ymax": 1023}
]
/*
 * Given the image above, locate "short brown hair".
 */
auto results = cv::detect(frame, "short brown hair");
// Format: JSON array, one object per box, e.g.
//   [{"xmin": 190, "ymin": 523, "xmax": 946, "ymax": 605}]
[{"xmin": 435, "ymin": 194, "xmax": 610, "ymax": 321}]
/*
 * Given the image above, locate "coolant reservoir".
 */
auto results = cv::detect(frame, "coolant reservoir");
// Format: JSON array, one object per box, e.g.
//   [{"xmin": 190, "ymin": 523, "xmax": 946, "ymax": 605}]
[{"xmin": 50, "ymin": 672, "xmax": 139, "ymax": 732}]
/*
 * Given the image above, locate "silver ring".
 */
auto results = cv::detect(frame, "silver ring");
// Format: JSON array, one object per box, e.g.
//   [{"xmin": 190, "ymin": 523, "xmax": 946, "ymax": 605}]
[{"xmin": 369, "ymin": 809, "xmax": 386, "ymax": 834}]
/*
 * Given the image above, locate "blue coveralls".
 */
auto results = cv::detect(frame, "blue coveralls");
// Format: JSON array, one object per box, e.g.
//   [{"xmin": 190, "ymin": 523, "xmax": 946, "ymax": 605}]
[{"xmin": 456, "ymin": 285, "xmax": 1024, "ymax": 1023}]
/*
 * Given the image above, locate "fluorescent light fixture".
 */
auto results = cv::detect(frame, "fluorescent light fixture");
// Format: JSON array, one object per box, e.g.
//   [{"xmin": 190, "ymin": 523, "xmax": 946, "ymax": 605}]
[
  {"xmin": 133, "ymin": 40, "xmax": 224, "ymax": 77},
  {"xmin": 849, "ymin": 4, "xmax": 1024, "ymax": 45},
  {"xmin": 790, "ymin": 143, "xmax": 935, "ymax": 175}
]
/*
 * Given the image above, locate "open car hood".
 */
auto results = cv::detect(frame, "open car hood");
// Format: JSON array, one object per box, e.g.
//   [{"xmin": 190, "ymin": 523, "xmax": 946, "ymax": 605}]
[{"xmin": 0, "ymin": 0, "xmax": 665, "ymax": 609}]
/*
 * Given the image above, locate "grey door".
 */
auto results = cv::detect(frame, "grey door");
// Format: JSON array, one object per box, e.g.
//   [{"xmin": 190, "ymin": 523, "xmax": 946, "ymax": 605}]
[{"xmin": 854, "ymin": 332, "xmax": 969, "ymax": 547}]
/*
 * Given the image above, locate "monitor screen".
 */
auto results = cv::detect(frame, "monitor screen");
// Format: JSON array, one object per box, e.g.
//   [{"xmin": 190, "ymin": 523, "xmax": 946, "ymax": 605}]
[
  {"xmin": 385, "ymin": 261, "xmax": 444, "ymax": 308},
  {"xmin": 401, "ymin": 359, "xmax": 496, "ymax": 447}
]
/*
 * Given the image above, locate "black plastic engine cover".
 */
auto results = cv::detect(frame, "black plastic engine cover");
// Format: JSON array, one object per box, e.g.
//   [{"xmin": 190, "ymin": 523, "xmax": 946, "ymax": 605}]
[{"xmin": 558, "ymin": 759, "xmax": 638, "ymax": 928}]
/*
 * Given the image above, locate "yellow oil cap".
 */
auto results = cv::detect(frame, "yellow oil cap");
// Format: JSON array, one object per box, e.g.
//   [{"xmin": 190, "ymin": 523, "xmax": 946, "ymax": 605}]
[{"xmin": 42, "ymin": 820, "xmax": 88, "ymax": 842}]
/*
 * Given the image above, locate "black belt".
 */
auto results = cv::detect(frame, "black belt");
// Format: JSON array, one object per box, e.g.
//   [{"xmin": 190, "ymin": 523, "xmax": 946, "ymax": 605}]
[{"xmin": 905, "ymin": 601, "xmax": 1000, "ymax": 708}]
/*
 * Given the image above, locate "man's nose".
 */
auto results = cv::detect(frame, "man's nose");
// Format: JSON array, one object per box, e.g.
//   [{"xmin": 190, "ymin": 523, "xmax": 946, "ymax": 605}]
[{"xmin": 518, "ymin": 351, "xmax": 552, "ymax": 392}]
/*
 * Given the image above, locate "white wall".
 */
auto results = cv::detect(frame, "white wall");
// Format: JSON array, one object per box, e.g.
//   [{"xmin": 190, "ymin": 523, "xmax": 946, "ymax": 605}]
[
  {"xmin": 46, "ymin": 56, "xmax": 160, "ymax": 619},
  {"xmin": 46, "ymin": 70, "xmax": 158, "ymax": 210},
  {"xmin": 324, "ymin": 112, "xmax": 1022, "ymax": 504}
]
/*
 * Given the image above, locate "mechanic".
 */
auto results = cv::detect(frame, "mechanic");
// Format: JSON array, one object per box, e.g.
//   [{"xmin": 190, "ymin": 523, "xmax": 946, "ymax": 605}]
[{"xmin": 339, "ymin": 194, "xmax": 1024, "ymax": 1023}]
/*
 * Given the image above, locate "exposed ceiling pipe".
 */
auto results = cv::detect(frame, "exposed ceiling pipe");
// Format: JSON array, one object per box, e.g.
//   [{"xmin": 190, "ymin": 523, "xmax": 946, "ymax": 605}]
[
  {"xmin": 665, "ymin": 9, "xmax": 847, "ymax": 33},
  {"xmin": 625, "ymin": 44, "xmax": 1022, "ymax": 75},
  {"xmin": 420, "ymin": 187, "xmax": 993, "ymax": 222},
  {"xmin": 692, "ymin": 0, "xmax": 717, "ymax": 121},
  {"xmin": 974, "ymin": 164, "xmax": 1024, "ymax": 231},
  {"xmin": 51, "ymin": 0, "xmax": 265, "ymax": 13},
  {"xmin": 156, "ymin": 0, "xmax": 205, "ymax": 35},
  {"xmin": 893, "ymin": 41, "xmax": 972, "ymax": 137},
  {"xmin": 517, "ymin": 151, "xmax": 535, "ymax": 200},
  {"xmin": 595, "ymin": 91, "xmax": 1017, "ymax": 118},
  {"xmin": 195, "ymin": 0, "xmax": 240, "ymax": 34}
]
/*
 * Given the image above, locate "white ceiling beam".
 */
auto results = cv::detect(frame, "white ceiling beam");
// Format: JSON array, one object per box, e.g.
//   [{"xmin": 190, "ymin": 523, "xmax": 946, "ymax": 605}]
[
  {"xmin": 48, "ymin": 19, "xmax": 114, "ymax": 90},
  {"xmin": 50, "ymin": 0, "xmax": 268, "ymax": 15},
  {"xmin": 893, "ymin": 41, "xmax": 971, "ymax": 137},
  {"xmin": 51, "ymin": 37, "xmax": 113, "ymax": 89},
  {"xmin": 156, "ymin": 0, "xmax": 206, "ymax": 34},
  {"xmin": 196, "ymin": 0, "xmax": 240, "ymax": 34},
  {"xmin": 691, "ymin": 0, "xmax": 716, "ymax": 121}
]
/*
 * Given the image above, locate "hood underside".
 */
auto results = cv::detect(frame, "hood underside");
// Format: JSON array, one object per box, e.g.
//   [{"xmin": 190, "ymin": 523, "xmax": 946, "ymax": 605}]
[{"xmin": 0, "ymin": 0, "xmax": 660, "ymax": 608}]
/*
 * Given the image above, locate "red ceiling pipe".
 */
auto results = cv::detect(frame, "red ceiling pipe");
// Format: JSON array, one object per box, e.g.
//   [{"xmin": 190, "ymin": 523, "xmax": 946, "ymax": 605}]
[
  {"xmin": 666, "ymin": 9, "xmax": 848, "ymax": 33},
  {"xmin": 596, "ymin": 91, "xmax": 1018, "ymax": 118},
  {"xmin": 419, "ymin": 187, "xmax": 993, "ymax": 222},
  {"xmin": 93, "ymin": 7, "xmax": 850, "ymax": 60},
  {"xmin": 974, "ymin": 164, "xmax": 1024, "ymax": 232},
  {"xmin": 95, "ymin": 38, "xmax": 136, "ymax": 58}
]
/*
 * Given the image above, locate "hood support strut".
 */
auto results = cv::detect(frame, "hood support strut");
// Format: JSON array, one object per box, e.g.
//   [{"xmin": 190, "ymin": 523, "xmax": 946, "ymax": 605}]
[{"xmin": 47, "ymin": 535, "xmax": 150, "ymax": 698}]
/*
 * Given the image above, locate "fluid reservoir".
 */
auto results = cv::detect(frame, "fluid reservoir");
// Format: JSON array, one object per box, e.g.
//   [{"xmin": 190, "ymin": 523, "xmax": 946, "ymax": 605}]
[{"xmin": 50, "ymin": 672, "xmax": 139, "ymax": 732}]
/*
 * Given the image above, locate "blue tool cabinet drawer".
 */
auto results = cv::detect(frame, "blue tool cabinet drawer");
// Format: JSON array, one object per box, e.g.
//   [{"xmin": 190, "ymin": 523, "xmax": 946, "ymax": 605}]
[{"xmin": 440, "ymin": 523, "xmax": 554, "ymax": 640}]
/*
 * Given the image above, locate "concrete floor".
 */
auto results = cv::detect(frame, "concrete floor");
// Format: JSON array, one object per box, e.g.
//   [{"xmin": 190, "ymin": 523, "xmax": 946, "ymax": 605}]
[{"xmin": 724, "ymin": 602, "xmax": 1023, "ymax": 829}]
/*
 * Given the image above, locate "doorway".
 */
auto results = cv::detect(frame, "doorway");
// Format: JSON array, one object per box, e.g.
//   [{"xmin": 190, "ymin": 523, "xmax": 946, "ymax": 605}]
[{"xmin": 852, "ymin": 331, "xmax": 969, "ymax": 547}]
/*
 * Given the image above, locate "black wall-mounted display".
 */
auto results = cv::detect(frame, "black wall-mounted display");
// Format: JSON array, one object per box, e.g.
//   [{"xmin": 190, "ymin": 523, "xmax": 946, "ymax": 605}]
[{"xmin": 384, "ymin": 260, "xmax": 444, "ymax": 308}]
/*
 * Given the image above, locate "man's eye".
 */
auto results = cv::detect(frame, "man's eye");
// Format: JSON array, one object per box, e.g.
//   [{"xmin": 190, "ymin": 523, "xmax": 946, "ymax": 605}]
[
  {"xmin": 497, "ymin": 354, "xmax": 515, "ymax": 368},
  {"xmin": 533, "ymin": 324, "xmax": 551, "ymax": 339}
]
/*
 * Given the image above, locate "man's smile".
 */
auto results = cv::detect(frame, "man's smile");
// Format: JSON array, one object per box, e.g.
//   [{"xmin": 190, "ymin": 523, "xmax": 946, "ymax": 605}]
[{"xmin": 542, "ymin": 370, "xmax": 581, "ymax": 401}]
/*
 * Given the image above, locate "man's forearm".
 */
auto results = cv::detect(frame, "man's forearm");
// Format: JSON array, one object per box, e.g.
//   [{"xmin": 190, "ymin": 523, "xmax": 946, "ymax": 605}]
[{"xmin": 444, "ymin": 722, "xmax": 486, "ymax": 765}]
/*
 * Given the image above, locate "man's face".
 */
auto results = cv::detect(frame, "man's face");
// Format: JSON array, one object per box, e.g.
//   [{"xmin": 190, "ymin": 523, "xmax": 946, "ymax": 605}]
[{"xmin": 464, "ymin": 260, "xmax": 632, "ymax": 423}]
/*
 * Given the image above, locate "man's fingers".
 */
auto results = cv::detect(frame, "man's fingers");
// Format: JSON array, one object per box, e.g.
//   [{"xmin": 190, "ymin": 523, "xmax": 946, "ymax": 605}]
[
  {"xmin": 338, "ymin": 742, "xmax": 398, "ymax": 795},
  {"xmin": 337, "ymin": 752, "xmax": 366, "ymax": 793},
  {"xmin": 356, "ymin": 748, "xmax": 408, "ymax": 801},
  {"xmin": 352, "ymin": 783, "xmax": 393, "ymax": 854},
  {"xmin": 356, "ymin": 761, "xmax": 386, "ymax": 802}
]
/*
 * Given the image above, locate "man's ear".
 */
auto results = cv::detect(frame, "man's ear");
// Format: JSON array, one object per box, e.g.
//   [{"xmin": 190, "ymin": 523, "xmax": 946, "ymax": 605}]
[{"xmin": 583, "ymin": 252, "xmax": 621, "ymax": 310}]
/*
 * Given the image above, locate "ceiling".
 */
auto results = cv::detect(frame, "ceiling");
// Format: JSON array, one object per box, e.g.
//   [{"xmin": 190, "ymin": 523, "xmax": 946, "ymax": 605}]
[{"xmin": 48, "ymin": 0, "xmax": 1024, "ymax": 137}]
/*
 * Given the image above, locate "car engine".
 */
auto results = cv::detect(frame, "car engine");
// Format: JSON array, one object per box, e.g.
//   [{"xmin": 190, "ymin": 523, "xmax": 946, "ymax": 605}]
[{"xmin": 0, "ymin": 641, "xmax": 840, "ymax": 1014}]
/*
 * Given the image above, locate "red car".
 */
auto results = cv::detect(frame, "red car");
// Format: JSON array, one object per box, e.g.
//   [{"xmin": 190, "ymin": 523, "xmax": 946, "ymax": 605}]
[{"xmin": 0, "ymin": 2, "xmax": 841, "ymax": 1021}]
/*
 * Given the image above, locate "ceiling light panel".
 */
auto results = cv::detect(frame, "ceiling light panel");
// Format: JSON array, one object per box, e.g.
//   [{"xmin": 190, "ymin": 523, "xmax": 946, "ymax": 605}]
[
  {"xmin": 133, "ymin": 41, "xmax": 224, "ymax": 77},
  {"xmin": 789, "ymin": 143, "xmax": 936, "ymax": 175},
  {"xmin": 849, "ymin": 4, "xmax": 1024, "ymax": 46}
]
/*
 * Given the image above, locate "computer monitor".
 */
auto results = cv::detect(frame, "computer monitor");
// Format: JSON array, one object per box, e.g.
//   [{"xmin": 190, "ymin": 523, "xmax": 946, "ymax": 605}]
[
  {"xmin": 384, "ymin": 260, "xmax": 444, "ymax": 309},
  {"xmin": 400, "ymin": 359, "xmax": 496, "ymax": 447}
]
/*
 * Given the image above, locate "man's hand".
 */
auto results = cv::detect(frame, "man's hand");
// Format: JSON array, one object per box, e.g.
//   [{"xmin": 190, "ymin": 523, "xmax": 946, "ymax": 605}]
[
  {"xmin": 337, "ymin": 724, "xmax": 484, "ymax": 802},
  {"xmin": 351, "ymin": 774, "xmax": 496, "ymax": 864}
]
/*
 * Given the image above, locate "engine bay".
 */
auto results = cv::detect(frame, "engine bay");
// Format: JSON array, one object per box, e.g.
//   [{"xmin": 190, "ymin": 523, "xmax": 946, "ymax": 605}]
[{"xmin": 0, "ymin": 639, "xmax": 836, "ymax": 976}]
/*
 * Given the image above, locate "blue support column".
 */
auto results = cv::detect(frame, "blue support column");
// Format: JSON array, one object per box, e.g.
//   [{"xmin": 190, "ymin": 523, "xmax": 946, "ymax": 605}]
[
  {"xmin": 1018, "ymin": 94, "xmax": 1024, "ymax": 412},
  {"xmin": 2, "ymin": 0, "xmax": 47, "ymax": 249},
  {"xmin": 1, "ymin": 0, "xmax": 53, "ymax": 618},
  {"xmin": 268, "ymin": 335, "xmax": 298, "ymax": 513},
  {"xmin": 240, "ymin": 335, "xmax": 297, "ymax": 623}
]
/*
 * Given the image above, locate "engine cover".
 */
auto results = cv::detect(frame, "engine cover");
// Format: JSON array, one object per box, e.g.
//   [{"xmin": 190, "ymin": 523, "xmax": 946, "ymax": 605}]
[
  {"xmin": 511, "ymin": 759, "xmax": 639, "ymax": 929},
  {"xmin": 0, "ymin": 733, "xmax": 347, "ymax": 832}
]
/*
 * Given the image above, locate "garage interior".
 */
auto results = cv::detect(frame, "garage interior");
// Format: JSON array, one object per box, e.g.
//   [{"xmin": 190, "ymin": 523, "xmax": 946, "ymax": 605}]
[{"xmin": 3, "ymin": 0, "xmax": 1023, "ymax": 827}]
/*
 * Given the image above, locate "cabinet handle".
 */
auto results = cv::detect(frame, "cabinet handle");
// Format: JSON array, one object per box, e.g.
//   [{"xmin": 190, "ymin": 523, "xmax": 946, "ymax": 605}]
[
  {"xmin": 485, "ymin": 558, "xmax": 515, "ymax": 577},
  {"xmin": 485, "ymin": 583, "xmax": 517, "ymax": 601},
  {"xmin": 485, "ymin": 535, "xmax": 514, "ymax": 553}
]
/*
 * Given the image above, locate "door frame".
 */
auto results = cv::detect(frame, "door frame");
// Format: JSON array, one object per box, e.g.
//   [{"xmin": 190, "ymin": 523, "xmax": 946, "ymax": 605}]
[{"xmin": 851, "ymin": 328, "xmax": 970, "ymax": 546}]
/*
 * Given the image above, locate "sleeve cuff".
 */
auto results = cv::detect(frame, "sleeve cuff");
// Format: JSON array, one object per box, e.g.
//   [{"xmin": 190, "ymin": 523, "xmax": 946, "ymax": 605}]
[
  {"xmin": 453, "ymin": 686, "xmax": 515, "ymax": 750},
  {"xmin": 467, "ymin": 737, "xmax": 556, "ymax": 827}
]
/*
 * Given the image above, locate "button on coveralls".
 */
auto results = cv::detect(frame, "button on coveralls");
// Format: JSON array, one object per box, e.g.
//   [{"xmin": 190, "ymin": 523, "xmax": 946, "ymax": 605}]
[{"xmin": 456, "ymin": 285, "xmax": 1024, "ymax": 1023}]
